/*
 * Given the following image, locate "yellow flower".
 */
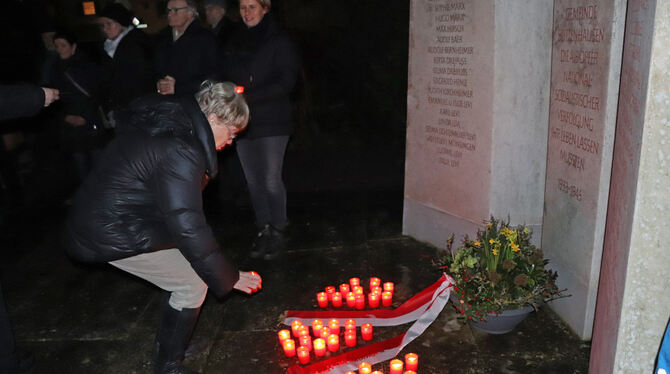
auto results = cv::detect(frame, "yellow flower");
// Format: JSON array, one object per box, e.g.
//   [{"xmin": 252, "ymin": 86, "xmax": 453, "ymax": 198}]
[
  {"xmin": 487, "ymin": 222, "xmax": 493, "ymax": 229},
  {"xmin": 489, "ymin": 239, "xmax": 494, "ymax": 245},
  {"xmin": 474, "ymin": 241, "xmax": 481, "ymax": 247},
  {"xmin": 492, "ymin": 248, "xmax": 499, "ymax": 255},
  {"xmin": 511, "ymin": 243, "xmax": 520, "ymax": 252}
]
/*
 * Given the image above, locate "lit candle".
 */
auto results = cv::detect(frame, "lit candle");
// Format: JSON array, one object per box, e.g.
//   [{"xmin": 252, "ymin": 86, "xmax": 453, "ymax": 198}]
[
  {"xmin": 349, "ymin": 277, "xmax": 360, "ymax": 288},
  {"xmin": 298, "ymin": 325, "xmax": 309, "ymax": 339},
  {"xmin": 282, "ymin": 338, "xmax": 296, "ymax": 357},
  {"xmin": 344, "ymin": 331, "xmax": 356, "ymax": 347},
  {"xmin": 320, "ymin": 325, "xmax": 331, "ymax": 339},
  {"xmin": 297, "ymin": 346, "xmax": 310, "ymax": 365},
  {"xmin": 344, "ymin": 319, "xmax": 356, "ymax": 330},
  {"xmin": 358, "ymin": 362, "xmax": 372, "ymax": 374},
  {"xmin": 353, "ymin": 286, "xmax": 364, "ymax": 295},
  {"xmin": 291, "ymin": 321, "xmax": 303, "ymax": 338},
  {"xmin": 325, "ymin": 286, "xmax": 336, "ymax": 300},
  {"xmin": 345, "ymin": 372, "xmax": 355, "ymax": 374},
  {"xmin": 390, "ymin": 359, "xmax": 404, "ymax": 374},
  {"xmin": 403, "ymin": 371, "xmax": 417, "ymax": 374},
  {"xmin": 311, "ymin": 320, "xmax": 324, "ymax": 337},
  {"xmin": 327, "ymin": 334, "xmax": 339, "ymax": 352},
  {"xmin": 405, "ymin": 353, "xmax": 418, "ymax": 371},
  {"xmin": 367, "ymin": 292, "xmax": 380, "ymax": 308},
  {"xmin": 317, "ymin": 292, "xmax": 328, "ymax": 308},
  {"xmin": 299, "ymin": 335, "xmax": 312, "ymax": 351},
  {"xmin": 361, "ymin": 323, "xmax": 373, "ymax": 341},
  {"xmin": 382, "ymin": 291, "xmax": 393, "ymax": 307},
  {"xmin": 339, "ymin": 283, "xmax": 350, "ymax": 294},
  {"xmin": 371, "ymin": 286, "xmax": 383, "ymax": 295},
  {"xmin": 355, "ymin": 294, "xmax": 366, "ymax": 310},
  {"xmin": 371, "ymin": 371, "xmax": 383, "ymax": 374},
  {"xmin": 328, "ymin": 319, "xmax": 340, "ymax": 335},
  {"xmin": 313, "ymin": 338, "xmax": 326, "ymax": 357},
  {"xmin": 346, "ymin": 292, "xmax": 356, "ymax": 308},
  {"xmin": 383, "ymin": 282, "xmax": 394, "ymax": 293},
  {"xmin": 369, "ymin": 277, "xmax": 381, "ymax": 289},
  {"xmin": 332, "ymin": 292, "xmax": 343, "ymax": 307},
  {"xmin": 278, "ymin": 329, "xmax": 291, "ymax": 344}
]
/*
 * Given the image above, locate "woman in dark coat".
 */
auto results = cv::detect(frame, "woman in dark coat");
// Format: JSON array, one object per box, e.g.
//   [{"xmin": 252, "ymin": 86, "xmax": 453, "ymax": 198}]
[
  {"xmin": 46, "ymin": 31, "xmax": 106, "ymax": 182},
  {"xmin": 65, "ymin": 81, "xmax": 262, "ymax": 374},
  {"xmin": 222, "ymin": 0, "xmax": 299, "ymax": 260}
]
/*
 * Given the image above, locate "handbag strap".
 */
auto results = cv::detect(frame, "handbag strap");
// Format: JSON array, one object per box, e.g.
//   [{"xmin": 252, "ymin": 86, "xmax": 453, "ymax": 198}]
[{"xmin": 63, "ymin": 71, "xmax": 91, "ymax": 98}]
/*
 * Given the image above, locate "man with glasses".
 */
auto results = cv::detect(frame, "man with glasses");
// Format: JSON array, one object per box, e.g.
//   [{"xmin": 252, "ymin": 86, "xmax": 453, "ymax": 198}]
[{"xmin": 156, "ymin": 0, "xmax": 220, "ymax": 96}]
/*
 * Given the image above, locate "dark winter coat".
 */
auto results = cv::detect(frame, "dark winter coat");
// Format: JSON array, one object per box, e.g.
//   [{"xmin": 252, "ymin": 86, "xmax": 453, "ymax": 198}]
[
  {"xmin": 155, "ymin": 21, "xmax": 219, "ymax": 96},
  {"xmin": 0, "ymin": 83, "xmax": 44, "ymax": 121},
  {"xmin": 100, "ymin": 28, "xmax": 155, "ymax": 113},
  {"xmin": 46, "ymin": 52, "xmax": 106, "ymax": 151},
  {"xmin": 65, "ymin": 94, "xmax": 239, "ymax": 298},
  {"xmin": 222, "ymin": 16, "xmax": 299, "ymax": 139}
]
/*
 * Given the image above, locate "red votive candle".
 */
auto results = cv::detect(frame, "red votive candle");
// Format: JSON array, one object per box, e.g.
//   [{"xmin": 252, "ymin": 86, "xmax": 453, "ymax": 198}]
[
  {"xmin": 349, "ymin": 277, "xmax": 360, "ymax": 288},
  {"xmin": 382, "ymin": 291, "xmax": 393, "ymax": 307},
  {"xmin": 404, "ymin": 371, "xmax": 417, "ymax": 374},
  {"xmin": 320, "ymin": 325, "xmax": 331, "ymax": 339},
  {"xmin": 327, "ymin": 334, "xmax": 339, "ymax": 352},
  {"xmin": 390, "ymin": 359, "xmax": 404, "ymax": 374},
  {"xmin": 344, "ymin": 331, "xmax": 356, "ymax": 347},
  {"xmin": 317, "ymin": 292, "xmax": 328, "ymax": 308},
  {"xmin": 344, "ymin": 319, "xmax": 356, "ymax": 330},
  {"xmin": 358, "ymin": 362, "xmax": 372, "ymax": 374},
  {"xmin": 332, "ymin": 292, "xmax": 343, "ymax": 307},
  {"xmin": 405, "ymin": 353, "xmax": 418, "ymax": 371},
  {"xmin": 371, "ymin": 286, "xmax": 383, "ymax": 295},
  {"xmin": 353, "ymin": 286, "xmax": 364, "ymax": 295},
  {"xmin": 297, "ymin": 346, "xmax": 310, "ymax": 365},
  {"xmin": 325, "ymin": 286, "xmax": 336, "ymax": 300},
  {"xmin": 361, "ymin": 323, "xmax": 373, "ymax": 341},
  {"xmin": 339, "ymin": 283, "xmax": 350, "ymax": 294},
  {"xmin": 311, "ymin": 320, "xmax": 323, "ymax": 337},
  {"xmin": 345, "ymin": 372, "xmax": 355, "ymax": 374},
  {"xmin": 371, "ymin": 371, "xmax": 383, "ymax": 374},
  {"xmin": 383, "ymin": 282, "xmax": 394, "ymax": 293},
  {"xmin": 278, "ymin": 329, "xmax": 291, "ymax": 344},
  {"xmin": 297, "ymin": 326, "xmax": 309, "ymax": 340},
  {"xmin": 355, "ymin": 294, "xmax": 366, "ymax": 310},
  {"xmin": 328, "ymin": 319, "xmax": 340, "ymax": 335},
  {"xmin": 291, "ymin": 321, "xmax": 303, "ymax": 338},
  {"xmin": 282, "ymin": 338, "xmax": 296, "ymax": 357},
  {"xmin": 299, "ymin": 335, "xmax": 312, "ymax": 351},
  {"xmin": 368, "ymin": 292, "xmax": 380, "ymax": 308},
  {"xmin": 369, "ymin": 277, "xmax": 381, "ymax": 289},
  {"xmin": 313, "ymin": 338, "xmax": 326, "ymax": 357},
  {"xmin": 346, "ymin": 292, "xmax": 356, "ymax": 308}
]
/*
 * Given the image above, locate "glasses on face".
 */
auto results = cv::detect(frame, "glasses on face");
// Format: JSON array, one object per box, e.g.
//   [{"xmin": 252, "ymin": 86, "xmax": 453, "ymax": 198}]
[{"xmin": 166, "ymin": 6, "xmax": 189, "ymax": 14}]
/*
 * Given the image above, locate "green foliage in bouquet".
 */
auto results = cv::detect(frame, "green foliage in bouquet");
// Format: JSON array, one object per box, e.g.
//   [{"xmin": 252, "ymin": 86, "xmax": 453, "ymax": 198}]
[{"xmin": 434, "ymin": 217, "xmax": 568, "ymax": 322}]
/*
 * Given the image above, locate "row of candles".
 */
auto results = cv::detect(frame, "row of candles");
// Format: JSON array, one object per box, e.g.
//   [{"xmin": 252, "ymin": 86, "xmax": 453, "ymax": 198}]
[
  {"xmin": 279, "ymin": 319, "xmax": 374, "ymax": 362},
  {"xmin": 317, "ymin": 277, "xmax": 394, "ymax": 309},
  {"xmin": 355, "ymin": 356, "xmax": 419, "ymax": 374}
]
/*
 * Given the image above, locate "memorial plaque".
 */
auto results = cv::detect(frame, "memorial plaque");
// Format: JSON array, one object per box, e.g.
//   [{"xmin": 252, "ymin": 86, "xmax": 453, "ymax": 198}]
[
  {"xmin": 405, "ymin": 0, "xmax": 493, "ymax": 221},
  {"xmin": 542, "ymin": 0, "xmax": 624, "ymax": 339}
]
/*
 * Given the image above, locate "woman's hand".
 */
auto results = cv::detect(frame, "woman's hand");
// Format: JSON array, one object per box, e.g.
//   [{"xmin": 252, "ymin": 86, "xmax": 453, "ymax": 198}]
[
  {"xmin": 233, "ymin": 270, "xmax": 262, "ymax": 294},
  {"xmin": 156, "ymin": 75, "xmax": 176, "ymax": 95},
  {"xmin": 65, "ymin": 114, "xmax": 86, "ymax": 126}
]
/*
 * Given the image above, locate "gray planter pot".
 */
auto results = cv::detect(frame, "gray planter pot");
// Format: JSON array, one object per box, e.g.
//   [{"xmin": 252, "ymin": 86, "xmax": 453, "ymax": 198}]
[{"xmin": 450, "ymin": 294, "xmax": 534, "ymax": 334}]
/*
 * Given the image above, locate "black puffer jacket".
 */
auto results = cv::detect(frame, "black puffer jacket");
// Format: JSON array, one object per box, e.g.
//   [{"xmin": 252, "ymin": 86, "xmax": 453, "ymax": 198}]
[
  {"xmin": 222, "ymin": 16, "xmax": 299, "ymax": 139},
  {"xmin": 65, "ymin": 94, "xmax": 239, "ymax": 297}
]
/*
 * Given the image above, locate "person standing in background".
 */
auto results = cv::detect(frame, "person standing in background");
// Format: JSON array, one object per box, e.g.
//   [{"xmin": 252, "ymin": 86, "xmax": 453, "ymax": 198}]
[
  {"xmin": 98, "ymin": 3, "xmax": 155, "ymax": 127},
  {"xmin": 222, "ymin": 0, "xmax": 300, "ymax": 260},
  {"xmin": 204, "ymin": 0, "xmax": 237, "ymax": 47},
  {"xmin": 156, "ymin": 0, "xmax": 219, "ymax": 97}
]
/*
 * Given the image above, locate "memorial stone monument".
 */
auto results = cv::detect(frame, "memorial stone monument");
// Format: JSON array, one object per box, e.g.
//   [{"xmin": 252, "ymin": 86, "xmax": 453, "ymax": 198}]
[
  {"xmin": 404, "ymin": 0, "xmax": 553, "ymax": 248},
  {"xmin": 541, "ymin": 0, "xmax": 626, "ymax": 340}
]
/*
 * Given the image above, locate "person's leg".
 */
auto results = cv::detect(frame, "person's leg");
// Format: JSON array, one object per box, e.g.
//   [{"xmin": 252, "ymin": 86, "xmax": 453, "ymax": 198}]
[
  {"xmin": 236, "ymin": 138, "xmax": 272, "ymax": 227},
  {"xmin": 259, "ymin": 136, "xmax": 289, "ymax": 231},
  {"xmin": 110, "ymin": 249, "xmax": 207, "ymax": 374}
]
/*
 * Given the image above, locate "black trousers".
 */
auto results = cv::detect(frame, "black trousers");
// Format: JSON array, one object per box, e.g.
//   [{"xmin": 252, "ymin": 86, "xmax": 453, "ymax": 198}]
[{"xmin": 0, "ymin": 281, "xmax": 16, "ymax": 371}]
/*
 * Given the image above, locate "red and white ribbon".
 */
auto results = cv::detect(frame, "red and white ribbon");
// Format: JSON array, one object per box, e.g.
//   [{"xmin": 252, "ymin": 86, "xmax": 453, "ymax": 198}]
[{"xmin": 285, "ymin": 274, "xmax": 453, "ymax": 374}]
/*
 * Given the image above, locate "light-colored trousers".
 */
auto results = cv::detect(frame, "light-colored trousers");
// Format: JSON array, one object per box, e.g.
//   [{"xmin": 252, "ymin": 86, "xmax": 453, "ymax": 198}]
[{"xmin": 109, "ymin": 248, "xmax": 208, "ymax": 310}]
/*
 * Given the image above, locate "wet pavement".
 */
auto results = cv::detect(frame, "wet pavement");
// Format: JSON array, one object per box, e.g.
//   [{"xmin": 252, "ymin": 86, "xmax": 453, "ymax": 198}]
[{"xmin": 0, "ymin": 147, "xmax": 590, "ymax": 373}]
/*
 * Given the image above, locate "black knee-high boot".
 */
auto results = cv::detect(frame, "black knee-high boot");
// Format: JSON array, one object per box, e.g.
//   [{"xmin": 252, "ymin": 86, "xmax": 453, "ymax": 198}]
[{"xmin": 153, "ymin": 301, "xmax": 201, "ymax": 374}]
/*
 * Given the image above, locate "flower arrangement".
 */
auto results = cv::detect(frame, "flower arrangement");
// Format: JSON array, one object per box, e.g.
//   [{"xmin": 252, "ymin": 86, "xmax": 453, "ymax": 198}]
[{"xmin": 434, "ymin": 216, "xmax": 567, "ymax": 322}]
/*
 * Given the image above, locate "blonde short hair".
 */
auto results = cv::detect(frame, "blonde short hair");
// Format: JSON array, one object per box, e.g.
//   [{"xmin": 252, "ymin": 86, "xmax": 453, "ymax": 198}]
[
  {"xmin": 256, "ymin": 0, "xmax": 271, "ymax": 11},
  {"xmin": 195, "ymin": 80, "xmax": 249, "ymax": 130}
]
